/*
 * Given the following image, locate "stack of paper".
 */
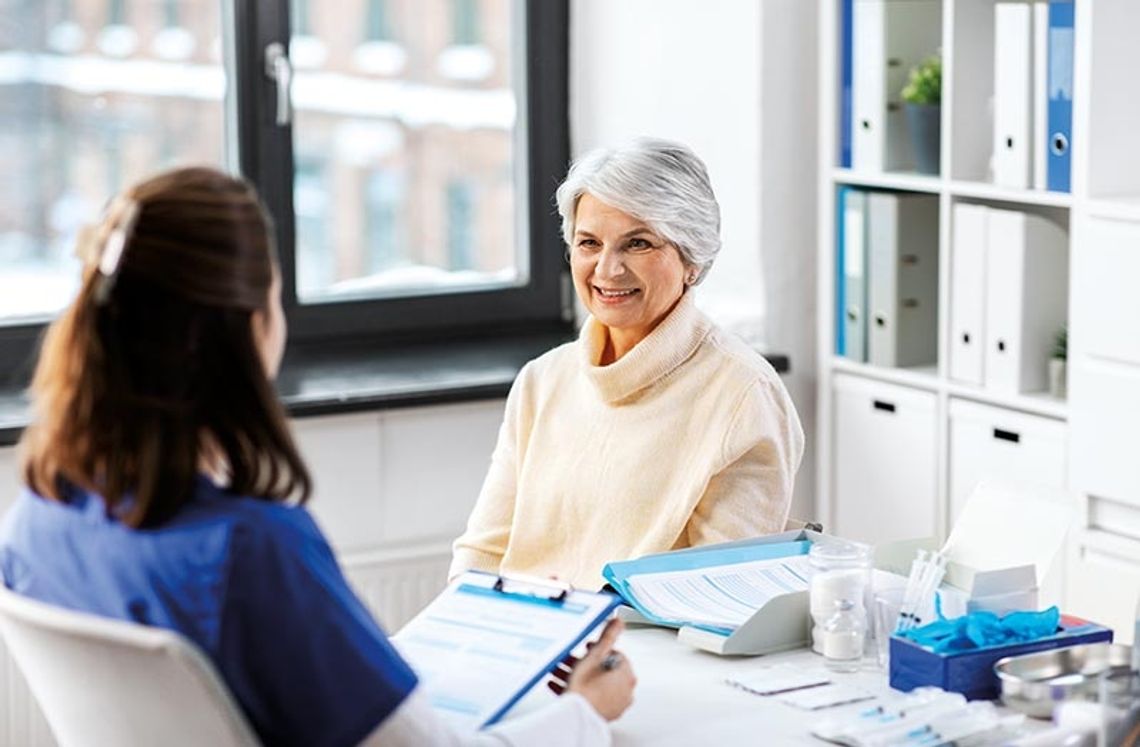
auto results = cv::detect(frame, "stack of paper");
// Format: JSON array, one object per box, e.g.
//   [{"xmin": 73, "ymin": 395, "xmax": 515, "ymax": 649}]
[{"xmin": 603, "ymin": 539, "xmax": 816, "ymax": 634}]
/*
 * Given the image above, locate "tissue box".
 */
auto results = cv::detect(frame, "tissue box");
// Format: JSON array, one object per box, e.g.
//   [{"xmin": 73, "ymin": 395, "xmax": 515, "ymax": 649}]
[{"xmin": 889, "ymin": 615, "xmax": 1114, "ymax": 701}]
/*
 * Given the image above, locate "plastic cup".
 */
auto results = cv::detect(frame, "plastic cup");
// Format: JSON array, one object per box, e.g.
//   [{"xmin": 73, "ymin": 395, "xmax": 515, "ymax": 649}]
[{"xmin": 872, "ymin": 588, "xmax": 905, "ymax": 670}]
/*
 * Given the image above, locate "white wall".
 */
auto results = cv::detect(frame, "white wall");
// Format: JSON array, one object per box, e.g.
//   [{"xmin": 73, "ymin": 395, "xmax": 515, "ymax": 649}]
[{"xmin": 570, "ymin": 0, "xmax": 819, "ymax": 519}]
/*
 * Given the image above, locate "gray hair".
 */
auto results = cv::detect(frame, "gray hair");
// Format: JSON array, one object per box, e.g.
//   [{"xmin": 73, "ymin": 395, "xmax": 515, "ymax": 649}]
[{"xmin": 555, "ymin": 138, "xmax": 721, "ymax": 284}]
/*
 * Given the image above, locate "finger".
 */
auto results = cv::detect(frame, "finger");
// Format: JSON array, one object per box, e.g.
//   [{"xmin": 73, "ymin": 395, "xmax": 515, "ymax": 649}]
[
  {"xmin": 560, "ymin": 653, "xmax": 580, "ymax": 667},
  {"xmin": 553, "ymin": 664, "xmax": 573, "ymax": 681},
  {"xmin": 585, "ymin": 618, "xmax": 623, "ymax": 659},
  {"xmin": 547, "ymin": 681, "xmax": 566, "ymax": 695}
]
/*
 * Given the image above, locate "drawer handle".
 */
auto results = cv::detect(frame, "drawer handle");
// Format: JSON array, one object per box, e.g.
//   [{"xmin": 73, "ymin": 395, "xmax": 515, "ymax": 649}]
[
  {"xmin": 993, "ymin": 428, "xmax": 1021, "ymax": 443},
  {"xmin": 873, "ymin": 400, "xmax": 896, "ymax": 413}
]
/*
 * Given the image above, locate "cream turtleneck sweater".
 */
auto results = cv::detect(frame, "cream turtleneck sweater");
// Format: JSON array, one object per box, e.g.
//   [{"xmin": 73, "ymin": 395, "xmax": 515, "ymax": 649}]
[{"xmin": 450, "ymin": 292, "xmax": 805, "ymax": 590}]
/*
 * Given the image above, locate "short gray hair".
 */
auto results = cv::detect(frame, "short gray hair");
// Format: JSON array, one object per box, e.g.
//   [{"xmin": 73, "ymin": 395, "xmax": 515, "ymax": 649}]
[{"xmin": 555, "ymin": 138, "xmax": 721, "ymax": 284}]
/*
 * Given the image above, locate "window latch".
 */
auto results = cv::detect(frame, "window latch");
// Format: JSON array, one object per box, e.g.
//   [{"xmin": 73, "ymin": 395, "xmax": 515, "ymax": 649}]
[{"xmin": 264, "ymin": 42, "xmax": 293, "ymax": 127}]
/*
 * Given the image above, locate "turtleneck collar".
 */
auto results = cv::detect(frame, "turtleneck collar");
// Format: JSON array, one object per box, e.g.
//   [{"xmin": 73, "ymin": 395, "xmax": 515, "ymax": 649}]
[{"xmin": 578, "ymin": 291, "xmax": 712, "ymax": 404}]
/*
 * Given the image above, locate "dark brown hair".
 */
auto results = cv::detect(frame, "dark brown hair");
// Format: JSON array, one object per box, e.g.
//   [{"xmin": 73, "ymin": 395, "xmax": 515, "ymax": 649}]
[{"xmin": 21, "ymin": 166, "xmax": 311, "ymax": 527}]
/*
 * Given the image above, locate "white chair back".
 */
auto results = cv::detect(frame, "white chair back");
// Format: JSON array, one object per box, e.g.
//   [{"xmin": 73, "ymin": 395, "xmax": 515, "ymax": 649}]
[{"xmin": 0, "ymin": 585, "xmax": 259, "ymax": 747}]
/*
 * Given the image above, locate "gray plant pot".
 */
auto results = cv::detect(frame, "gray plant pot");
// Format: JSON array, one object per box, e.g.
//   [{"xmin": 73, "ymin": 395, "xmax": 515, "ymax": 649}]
[{"xmin": 905, "ymin": 103, "xmax": 941, "ymax": 175}]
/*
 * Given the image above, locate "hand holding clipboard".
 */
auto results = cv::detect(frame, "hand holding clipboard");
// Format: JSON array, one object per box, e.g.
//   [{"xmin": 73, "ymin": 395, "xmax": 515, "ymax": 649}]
[
  {"xmin": 547, "ymin": 618, "xmax": 635, "ymax": 721},
  {"xmin": 392, "ymin": 571, "xmax": 633, "ymax": 732}
]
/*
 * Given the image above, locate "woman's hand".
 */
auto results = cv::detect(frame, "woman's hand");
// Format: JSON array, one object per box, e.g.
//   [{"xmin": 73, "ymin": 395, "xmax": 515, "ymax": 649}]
[{"xmin": 547, "ymin": 618, "xmax": 636, "ymax": 721}]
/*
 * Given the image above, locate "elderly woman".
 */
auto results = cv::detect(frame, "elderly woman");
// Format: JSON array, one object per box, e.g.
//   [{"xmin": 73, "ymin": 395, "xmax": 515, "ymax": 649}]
[{"xmin": 450, "ymin": 138, "xmax": 804, "ymax": 590}]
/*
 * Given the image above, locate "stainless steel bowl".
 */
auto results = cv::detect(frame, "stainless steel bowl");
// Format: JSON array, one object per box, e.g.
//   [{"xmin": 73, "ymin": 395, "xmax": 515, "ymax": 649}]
[{"xmin": 994, "ymin": 643, "xmax": 1134, "ymax": 719}]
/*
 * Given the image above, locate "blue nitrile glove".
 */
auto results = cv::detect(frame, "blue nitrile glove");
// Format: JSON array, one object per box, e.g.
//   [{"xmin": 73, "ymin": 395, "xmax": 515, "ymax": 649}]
[{"xmin": 901, "ymin": 606, "xmax": 1061, "ymax": 654}]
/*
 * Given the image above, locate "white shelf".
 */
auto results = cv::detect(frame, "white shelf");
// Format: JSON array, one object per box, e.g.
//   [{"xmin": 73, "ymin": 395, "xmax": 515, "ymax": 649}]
[
  {"xmin": 944, "ymin": 381, "xmax": 1068, "ymax": 421},
  {"xmin": 832, "ymin": 358, "xmax": 1069, "ymax": 421},
  {"xmin": 830, "ymin": 357, "xmax": 940, "ymax": 391},
  {"xmin": 1085, "ymin": 195, "xmax": 1140, "ymax": 223},
  {"xmin": 949, "ymin": 181, "xmax": 1073, "ymax": 209},
  {"xmin": 831, "ymin": 168, "xmax": 942, "ymax": 194}
]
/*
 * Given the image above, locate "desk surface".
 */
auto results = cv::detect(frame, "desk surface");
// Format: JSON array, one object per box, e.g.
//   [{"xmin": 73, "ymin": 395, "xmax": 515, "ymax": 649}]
[{"xmin": 513, "ymin": 627, "xmax": 1040, "ymax": 746}]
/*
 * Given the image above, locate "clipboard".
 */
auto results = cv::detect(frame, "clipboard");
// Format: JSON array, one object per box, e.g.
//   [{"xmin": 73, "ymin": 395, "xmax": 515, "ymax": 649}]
[{"xmin": 391, "ymin": 571, "xmax": 621, "ymax": 733}]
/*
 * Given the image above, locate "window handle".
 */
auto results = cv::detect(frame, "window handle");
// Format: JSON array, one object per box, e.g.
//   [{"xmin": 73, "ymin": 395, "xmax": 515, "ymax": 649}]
[{"xmin": 265, "ymin": 42, "xmax": 293, "ymax": 126}]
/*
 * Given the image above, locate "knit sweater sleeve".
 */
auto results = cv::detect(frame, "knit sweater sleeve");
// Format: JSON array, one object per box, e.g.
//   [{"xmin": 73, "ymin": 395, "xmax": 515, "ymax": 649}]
[
  {"xmin": 684, "ymin": 376, "xmax": 805, "ymax": 546},
  {"xmin": 449, "ymin": 364, "xmax": 531, "ymax": 580}
]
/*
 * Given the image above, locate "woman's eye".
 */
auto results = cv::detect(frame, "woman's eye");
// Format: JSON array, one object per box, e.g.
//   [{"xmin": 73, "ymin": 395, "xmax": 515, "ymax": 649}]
[
  {"xmin": 628, "ymin": 238, "xmax": 653, "ymax": 252},
  {"xmin": 577, "ymin": 238, "xmax": 600, "ymax": 250}
]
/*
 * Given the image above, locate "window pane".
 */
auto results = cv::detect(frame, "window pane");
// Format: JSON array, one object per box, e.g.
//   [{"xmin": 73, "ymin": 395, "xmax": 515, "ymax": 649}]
[
  {"xmin": 0, "ymin": 0, "xmax": 226, "ymax": 324},
  {"xmin": 290, "ymin": 0, "xmax": 523, "ymax": 304}
]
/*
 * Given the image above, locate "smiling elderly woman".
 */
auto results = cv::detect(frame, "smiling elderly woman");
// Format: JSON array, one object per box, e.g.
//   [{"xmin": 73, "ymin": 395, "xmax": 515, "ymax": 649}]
[{"xmin": 450, "ymin": 138, "xmax": 805, "ymax": 590}]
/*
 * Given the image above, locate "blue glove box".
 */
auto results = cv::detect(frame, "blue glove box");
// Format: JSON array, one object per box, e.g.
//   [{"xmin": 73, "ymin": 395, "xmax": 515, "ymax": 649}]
[{"xmin": 888, "ymin": 615, "xmax": 1114, "ymax": 701}]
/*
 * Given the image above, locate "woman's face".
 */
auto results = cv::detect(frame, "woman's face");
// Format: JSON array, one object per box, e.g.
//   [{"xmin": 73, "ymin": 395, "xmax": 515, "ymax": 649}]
[
  {"xmin": 570, "ymin": 193, "xmax": 691, "ymax": 349},
  {"xmin": 252, "ymin": 266, "xmax": 286, "ymax": 379}
]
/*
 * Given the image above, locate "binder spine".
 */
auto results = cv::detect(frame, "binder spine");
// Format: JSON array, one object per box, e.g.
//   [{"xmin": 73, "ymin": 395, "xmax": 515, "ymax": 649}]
[{"xmin": 1046, "ymin": 0, "xmax": 1074, "ymax": 193}]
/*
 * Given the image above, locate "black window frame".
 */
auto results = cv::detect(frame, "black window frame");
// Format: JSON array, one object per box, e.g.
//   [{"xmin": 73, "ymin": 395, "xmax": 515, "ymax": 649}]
[
  {"xmin": 239, "ymin": 0, "xmax": 571, "ymax": 348},
  {"xmin": 0, "ymin": 0, "xmax": 571, "ymax": 385}
]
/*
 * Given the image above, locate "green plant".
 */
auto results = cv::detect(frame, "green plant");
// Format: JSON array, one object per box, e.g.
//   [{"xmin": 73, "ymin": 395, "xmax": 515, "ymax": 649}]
[
  {"xmin": 1052, "ymin": 326, "xmax": 1068, "ymax": 360},
  {"xmin": 901, "ymin": 55, "xmax": 942, "ymax": 106}
]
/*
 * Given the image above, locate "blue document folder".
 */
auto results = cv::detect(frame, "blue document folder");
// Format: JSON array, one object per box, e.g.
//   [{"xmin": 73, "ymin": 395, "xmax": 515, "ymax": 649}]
[
  {"xmin": 602, "ymin": 538, "xmax": 812, "ymax": 635},
  {"xmin": 836, "ymin": 186, "xmax": 848, "ymax": 356},
  {"xmin": 840, "ymin": 0, "xmax": 854, "ymax": 168},
  {"xmin": 1046, "ymin": 0, "xmax": 1074, "ymax": 193}
]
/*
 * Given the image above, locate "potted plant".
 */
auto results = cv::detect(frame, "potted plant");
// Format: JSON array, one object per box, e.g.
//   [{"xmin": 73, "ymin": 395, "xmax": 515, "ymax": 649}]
[
  {"xmin": 1049, "ymin": 326, "xmax": 1067, "ymax": 398},
  {"xmin": 901, "ymin": 55, "xmax": 942, "ymax": 175}
]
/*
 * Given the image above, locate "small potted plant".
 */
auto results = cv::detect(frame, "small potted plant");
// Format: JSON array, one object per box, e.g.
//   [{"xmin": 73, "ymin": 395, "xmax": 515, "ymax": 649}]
[
  {"xmin": 1049, "ymin": 326, "xmax": 1067, "ymax": 398},
  {"xmin": 901, "ymin": 54, "xmax": 942, "ymax": 175}
]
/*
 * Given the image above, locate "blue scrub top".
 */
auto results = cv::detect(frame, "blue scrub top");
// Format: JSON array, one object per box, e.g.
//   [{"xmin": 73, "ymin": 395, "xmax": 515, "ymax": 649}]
[{"xmin": 0, "ymin": 477, "xmax": 418, "ymax": 747}]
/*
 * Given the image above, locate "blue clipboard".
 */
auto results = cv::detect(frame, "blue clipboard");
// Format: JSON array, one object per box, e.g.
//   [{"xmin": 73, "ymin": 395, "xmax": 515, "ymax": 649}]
[{"xmin": 393, "ymin": 571, "xmax": 621, "ymax": 731}]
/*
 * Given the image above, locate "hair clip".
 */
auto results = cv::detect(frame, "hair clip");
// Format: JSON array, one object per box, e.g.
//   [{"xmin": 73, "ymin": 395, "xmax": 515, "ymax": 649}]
[{"xmin": 93, "ymin": 197, "xmax": 141, "ymax": 305}]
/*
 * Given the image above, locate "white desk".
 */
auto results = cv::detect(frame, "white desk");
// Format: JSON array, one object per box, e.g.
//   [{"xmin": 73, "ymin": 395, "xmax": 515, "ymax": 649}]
[
  {"xmin": 514, "ymin": 627, "xmax": 903, "ymax": 746},
  {"xmin": 513, "ymin": 626, "xmax": 1046, "ymax": 745}
]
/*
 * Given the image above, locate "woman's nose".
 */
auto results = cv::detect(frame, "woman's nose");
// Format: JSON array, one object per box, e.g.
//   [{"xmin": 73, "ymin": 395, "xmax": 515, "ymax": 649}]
[{"xmin": 594, "ymin": 246, "xmax": 626, "ymax": 278}]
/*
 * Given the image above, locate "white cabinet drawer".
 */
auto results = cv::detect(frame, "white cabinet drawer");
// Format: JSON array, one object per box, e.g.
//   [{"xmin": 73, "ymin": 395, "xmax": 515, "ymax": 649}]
[
  {"xmin": 1074, "ymin": 217, "xmax": 1140, "ymax": 366},
  {"xmin": 833, "ymin": 375, "xmax": 938, "ymax": 546},
  {"xmin": 948, "ymin": 399, "xmax": 1067, "ymax": 525},
  {"xmin": 1066, "ymin": 529, "xmax": 1140, "ymax": 645},
  {"xmin": 1070, "ymin": 360, "xmax": 1140, "ymax": 506},
  {"xmin": 948, "ymin": 399, "xmax": 1069, "ymax": 606}
]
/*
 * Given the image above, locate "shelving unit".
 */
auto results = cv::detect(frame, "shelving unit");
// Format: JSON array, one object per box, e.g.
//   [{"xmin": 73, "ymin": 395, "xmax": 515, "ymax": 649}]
[{"xmin": 817, "ymin": 0, "xmax": 1140, "ymax": 641}]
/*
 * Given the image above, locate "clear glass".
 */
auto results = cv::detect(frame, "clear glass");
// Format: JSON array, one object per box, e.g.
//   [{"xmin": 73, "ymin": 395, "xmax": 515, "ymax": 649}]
[
  {"xmin": 290, "ymin": 0, "xmax": 525, "ymax": 304},
  {"xmin": 809, "ymin": 540, "xmax": 873, "ymax": 655},
  {"xmin": 0, "ymin": 0, "xmax": 227, "ymax": 324},
  {"xmin": 872, "ymin": 587, "xmax": 905, "ymax": 670},
  {"xmin": 823, "ymin": 599, "xmax": 865, "ymax": 673}
]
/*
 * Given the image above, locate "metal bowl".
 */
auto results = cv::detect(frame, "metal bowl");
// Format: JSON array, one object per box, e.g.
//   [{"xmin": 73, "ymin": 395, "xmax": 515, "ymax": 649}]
[{"xmin": 994, "ymin": 643, "xmax": 1134, "ymax": 719}]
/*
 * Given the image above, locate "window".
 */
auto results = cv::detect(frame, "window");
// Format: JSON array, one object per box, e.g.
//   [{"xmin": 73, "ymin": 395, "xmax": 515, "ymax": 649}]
[
  {"xmin": 453, "ymin": 0, "xmax": 481, "ymax": 46},
  {"xmin": 446, "ymin": 180, "xmax": 475, "ymax": 272},
  {"xmin": 0, "ymin": 1, "xmax": 569, "ymax": 381},
  {"xmin": 0, "ymin": 0, "xmax": 225, "ymax": 327},
  {"xmin": 365, "ymin": 0, "xmax": 393, "ymax": 43},
  {"xmin": 364, "ymin": 170, "xmax": 405, "ymax": 273}
]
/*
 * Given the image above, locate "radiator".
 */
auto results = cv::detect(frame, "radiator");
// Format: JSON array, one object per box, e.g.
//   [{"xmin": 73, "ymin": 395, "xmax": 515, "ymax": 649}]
[{"xmin": 340, "ymin": 545, "xmax": 453, "ymax": 632}]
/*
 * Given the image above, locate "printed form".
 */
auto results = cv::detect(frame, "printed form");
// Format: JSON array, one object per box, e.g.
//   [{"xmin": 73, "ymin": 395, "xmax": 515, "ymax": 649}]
[
  {"xmin": 626, "ymin": 554, "xmax": 817, "ymax": 631},
  {"xmin": 392, "ymin": 573, "xmax": 618, "ymax": 733}
]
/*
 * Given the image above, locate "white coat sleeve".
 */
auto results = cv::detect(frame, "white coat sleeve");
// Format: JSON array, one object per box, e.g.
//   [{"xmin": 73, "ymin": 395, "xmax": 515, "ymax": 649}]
[{"xmin": 359, "ymin": 688, "xmax": 611, "ymax": 747}]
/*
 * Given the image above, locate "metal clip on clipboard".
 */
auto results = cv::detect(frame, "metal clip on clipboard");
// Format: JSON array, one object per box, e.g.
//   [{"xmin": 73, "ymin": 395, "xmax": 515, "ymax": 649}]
[{"xmin": 492, "ymin": 574, "xmax": 571, "ymax": 603}]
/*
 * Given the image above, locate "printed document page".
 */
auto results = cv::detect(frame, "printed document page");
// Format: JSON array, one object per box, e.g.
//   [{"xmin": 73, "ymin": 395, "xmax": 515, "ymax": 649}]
[
  {"xmin": 392, "ymin": 573, "xmax": 618, "ymax": 733},
  {"xmin": 626, "ymin": 554, "xmax": 816, "ymax": 631}
]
